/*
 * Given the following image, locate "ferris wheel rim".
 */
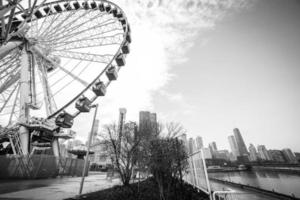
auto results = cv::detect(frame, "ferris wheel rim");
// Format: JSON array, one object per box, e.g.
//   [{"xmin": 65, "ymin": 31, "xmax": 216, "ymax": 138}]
[{"xmin": 0, "ymin": 0, "xmax": 131, "ymax": 126}]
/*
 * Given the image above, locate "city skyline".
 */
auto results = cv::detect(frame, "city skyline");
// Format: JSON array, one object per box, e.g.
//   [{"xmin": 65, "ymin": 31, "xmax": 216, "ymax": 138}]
[{"xmin": 187, "ymin": 128, "xmax": 299, "ymax": 155}]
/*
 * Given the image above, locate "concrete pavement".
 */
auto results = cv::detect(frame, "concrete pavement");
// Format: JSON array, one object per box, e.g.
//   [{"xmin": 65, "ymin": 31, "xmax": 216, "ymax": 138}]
[{"xmin": 0, "ymin": 172, "xmax": 121, "ymax": 200}]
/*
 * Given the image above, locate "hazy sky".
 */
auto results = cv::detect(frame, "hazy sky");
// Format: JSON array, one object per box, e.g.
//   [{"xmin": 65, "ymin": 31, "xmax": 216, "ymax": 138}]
[{"xmin": 73, "ymin": 0, "xmax": 300, "ymax": 152}]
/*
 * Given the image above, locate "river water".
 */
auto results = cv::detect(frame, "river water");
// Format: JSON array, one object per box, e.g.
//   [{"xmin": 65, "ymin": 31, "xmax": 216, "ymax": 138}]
[{"xmin": 209, "ymin": 170, "xmax": 300, "ymax": 198}]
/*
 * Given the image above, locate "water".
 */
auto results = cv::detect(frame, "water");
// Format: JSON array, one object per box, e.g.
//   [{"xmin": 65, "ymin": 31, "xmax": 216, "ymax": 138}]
[{"xmin": 209, "ymin": 170, "xmax": 300, "ymax": 198}]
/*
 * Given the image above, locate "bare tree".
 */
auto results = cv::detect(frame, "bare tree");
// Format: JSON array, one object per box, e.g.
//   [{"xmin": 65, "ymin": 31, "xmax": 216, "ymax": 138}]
[
  {"xmin": 165, "ymin": 122, "xmax": 186, "ymax": 138},
  {"xmin": 148, "ymin": 137, "xmax": 188, "ymax": 200},
  {"xmin": 146, "ymin": 121, "xmax": 188, "ymax": 200},
  {"xmin": 102, "ymin": 122, "xmax": 140, "ymax": 186}
]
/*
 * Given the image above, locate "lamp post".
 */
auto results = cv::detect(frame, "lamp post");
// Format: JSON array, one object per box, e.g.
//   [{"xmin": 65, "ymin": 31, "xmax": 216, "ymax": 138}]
[{"xmin": 78, "ymin": 103, "xmax": 99, "ymax": 196}]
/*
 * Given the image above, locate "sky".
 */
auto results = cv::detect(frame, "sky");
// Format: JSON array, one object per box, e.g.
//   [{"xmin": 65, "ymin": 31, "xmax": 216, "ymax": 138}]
[{"xmin": 65, "ymin": 0, "xmax": 300, "ymax": 152}]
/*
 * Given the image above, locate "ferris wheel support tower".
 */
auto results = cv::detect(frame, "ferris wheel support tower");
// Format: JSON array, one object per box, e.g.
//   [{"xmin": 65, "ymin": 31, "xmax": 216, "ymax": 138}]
[{"xmin": 19, "ymin": 45, "xmax": 31, "ymax": 154}]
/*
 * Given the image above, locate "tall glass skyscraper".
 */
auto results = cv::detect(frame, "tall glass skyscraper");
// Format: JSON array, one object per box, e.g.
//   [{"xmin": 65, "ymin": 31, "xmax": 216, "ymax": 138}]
[
  {"xmin": 228, "ymin": 135, "xmax": 239, "ymax": 158},
  {"xmin": 233, "ymin": 128, "xmax": 248, "ymax": 156}
]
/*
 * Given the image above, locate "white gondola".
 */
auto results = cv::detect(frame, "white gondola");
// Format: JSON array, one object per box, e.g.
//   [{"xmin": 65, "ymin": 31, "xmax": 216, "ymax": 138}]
[
  {"xmin": 115, "ymin": 53, "xmax": 125, "ymax": 66},
  {"xmin": 75, "ymin": 96, "xmax": 91, "ymax": 112},
  {"xmin": 92, "ymin": 81, "xmax": 106, "ymax": 96},
  {"xmin": 122, "ymin": 42, "xmax": 130, "ymax": 54},
  {"xmin": 105, "ymin": 4, "xmax": 112, "ymax": 12},
  {"xmin": 99, "ymin": 3, "xmax": 105, "ymax": 11},
  {"xmin": 106, "ymin": 66, "xmax": 118, "ymax": 80},
  {"xmin": 55, "ymin": 112, "xmax": 74, "ymax": 128}
]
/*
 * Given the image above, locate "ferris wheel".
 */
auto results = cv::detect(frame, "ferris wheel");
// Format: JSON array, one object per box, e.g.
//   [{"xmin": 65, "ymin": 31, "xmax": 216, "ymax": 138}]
[{"xmin": 0, "ymin": 0, "xmax": 131, "ymax": 155}]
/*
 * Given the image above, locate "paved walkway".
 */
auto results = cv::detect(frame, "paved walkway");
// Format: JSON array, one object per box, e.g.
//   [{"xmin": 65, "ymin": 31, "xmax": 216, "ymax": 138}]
[{"xmin": 0, "ymin": 172, "xmax": 120, "ymax": 200}]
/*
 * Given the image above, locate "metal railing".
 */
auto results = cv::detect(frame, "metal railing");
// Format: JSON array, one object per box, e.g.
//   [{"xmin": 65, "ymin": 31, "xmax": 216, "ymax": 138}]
[
  {"xmin": 213, "ymin": 191, "xmax": 252, "ymax": 200},
  {"xmin": 183, "ymin": 149, "xmax": 255, "ymax": 200}
]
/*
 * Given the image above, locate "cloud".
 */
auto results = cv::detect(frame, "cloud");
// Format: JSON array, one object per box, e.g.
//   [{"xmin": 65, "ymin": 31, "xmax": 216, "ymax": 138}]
[{"xmin": 68, "ymin": 0, "xmax": 253, "ymax": 139}]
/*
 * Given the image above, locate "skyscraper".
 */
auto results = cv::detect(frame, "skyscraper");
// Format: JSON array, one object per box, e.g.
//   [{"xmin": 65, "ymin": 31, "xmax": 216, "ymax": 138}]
[
  {"xmin": 195, "ymin": 136, "xmax": 203, "ymax": 150},
  {"xmin": 202, "ymin": 147, "xmax": 213, "ymax": 159},
  {"xmin": 180, "ymin": 133, "xmax": 188, "ymax": 153},
  {"xmin": 282, "ymin": 148, "xmax": 298, "ymax": 163},
  {"xmin": 139, "ymin": 111, "xmax": 157, "ymax": 139},
  {"xmin": 208, "ymin": 142, "xmax": 218, "ymax": 158},
  {"xmin": 215, "ymin": 150, "xmax": 230, "ymax": 161},
  {"xmin": 233, "ymin": 128, "xmax": 248, "ymax": 156},
  {"xmin": 268, "ymin": 150, "xmax": 285, "ymax": 163},
  {"xmin": 188, "ymin": 137, "xmax": 196, "ymax": 154},
  {"xmin": 248, "ymin": 144, "xmax": 258, "ymax": 161},
  {"xmin": 228, "ymin": 135, "xmax": 239, "ymax": 159},
  {"xmin": 257, "ymin": 145, "xmax": 271, "ymax": 161}
]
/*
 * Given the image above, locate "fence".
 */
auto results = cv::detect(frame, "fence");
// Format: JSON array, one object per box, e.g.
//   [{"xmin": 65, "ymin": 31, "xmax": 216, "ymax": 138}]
[
  {"xmin": 183, "ymin": 150, "xmax": 212, "ymax": 197},
  {"xmin": 0, "ymin": 154, "xmax": 88, "ymax": 179},
  {"xmin": 212, "ymin": 191, "xmax": 253, "ymax": 200},
  {"xmin": 183, "ymin": 150, "xmax": 256, "ymax": 200}
]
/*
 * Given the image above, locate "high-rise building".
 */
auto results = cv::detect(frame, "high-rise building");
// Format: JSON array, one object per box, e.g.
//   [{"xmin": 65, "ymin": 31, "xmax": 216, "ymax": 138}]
[
  {"xmin": 188, "ymin": 137, "xmax": 196, "ymax": 154},
  {"xmin": 228, "ymin": 135, "xmax": 239, "ymax": 159},
  {"xmin": 150, "ymin": 113, "xmax": 157, "ymax": 134},
  {"xmin": 202, "ymin": 147, "xmax": 213, "ymax": 159},
  {"xmin": 215, "ymin": 150, "xmax": 230, "ymax": 161},
  {"xmin": 268, "ymin": 150, "xmax": 285, "ymax": 163},
  {"xmin": 210, "ymin": 142, "xmax": 217, "ymax": 151},
  {"xmin": 282, "ymin": 148, "xmax": 298, "ymax": 163},
  {"xmin": 248, "ymin": 144, "xmax": 258, "ymax": 161},
  {"xmin": 209, "ymin": 142, "xmax": 218, "ymax": 158},
  {"xmin": 233, "ymin": 128, "xmax": 248, "ymax": 156},
  {"xmin": 195, "ymin": 136, "xmax": 203, "ymax": 150},
  {"xmin": 139, "ymin": 111, "xmax": 157, "ymax": 139},
  {"xmin": 180, "ymin": 133, "xmax": 188, "ymax": 153},
  {"xmin": 295, "ymin": 152, "xmax": 300, "ymax": 163},
  {"xmin": 257, "ymin": 145, "xmax": 271, "ymax": 161}
]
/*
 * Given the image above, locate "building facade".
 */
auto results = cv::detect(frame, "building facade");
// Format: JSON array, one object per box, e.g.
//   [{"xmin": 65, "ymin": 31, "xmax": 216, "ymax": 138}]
[
  {"xmin": 202, "ymin": 147, "xmax": 213, "ymax": 159},
  {"xmin": 188, "ymin": 137, "xmax": 196, "ymax": 155},
  {"xmin": 233, "ymin": 128, "xmax": 248, "ymax": 156},
  {"xmin": 215, "ymin": 150, "xmax": 230, "ymax": 161},
  {"xmin": 139, "ymin": 111, "xmax": 157, "ymax": 140},
  {"xmin": 195, "ymin": 136, "xmax": 203, "ymax": 150},
  {"xmin": 248, "ymin": 143, "xmax": 258, "ymax": 161},
  {"xmin": 228, "ymin": 135, "xmax": 239, "ymax": 159},
  {"xmin": 282, "ymin": 148, "xmax": 298, "ymax": 163},
  {"xmin": 257, "ymin": 145, "xmax": 271, "ymax": 161},
  {"xmin": 268, "ymin": 149, "xmax": 285, "ymax": 163}
]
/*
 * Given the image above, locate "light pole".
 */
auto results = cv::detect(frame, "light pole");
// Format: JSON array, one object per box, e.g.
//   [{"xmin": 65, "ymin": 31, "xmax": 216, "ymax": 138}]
[{"xmin": 78, "ymin": 103, "xmax": 99, "ymax": 196}]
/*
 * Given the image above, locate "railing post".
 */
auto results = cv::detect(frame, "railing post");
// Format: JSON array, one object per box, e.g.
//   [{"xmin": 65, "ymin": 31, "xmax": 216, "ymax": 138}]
[{"xmin": 201, "ymin": 149, "xmax": 212, "ymax": 200}]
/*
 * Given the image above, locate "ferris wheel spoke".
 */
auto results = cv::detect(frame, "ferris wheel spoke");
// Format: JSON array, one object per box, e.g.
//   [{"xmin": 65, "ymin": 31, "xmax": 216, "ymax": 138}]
[
  {"xmin": 43, "ymin": 20, "xmax": 120, "ymax": 49},
  {"xmin": 42, "ymin": 8, "xmax": 99, "ymax": 41},
  {"xmin": 0, "ymin": 59, "xmax": 18, "ymax": 77},
  {"xmin": 8, "ymin": 85, "xmax": 20, "ymax": 125},
  {"xmin": 52, "ymin": 50, "xmax": 113, "ymax": 64},
  {"xmin": 0, "ymin": 55, "xmax": 17, "ymax": 67},
  {"xmin": 39, "ymin": 7, "xmax": 80, "ymax": 39},
  {"xmin": 0, "ymin": 65, "xmax": 19, "ymax": 81},
  {"xmin": 36, "ymin": 5, "xmax": 55, "ymax": 37},
  {"xmin": 0, "ymin": 72, "xmax": 20, "ymax": 94},
  {"xmin": 52, "ymin": 61, "xmax": 91, "ymax": 96},
  {"xmin": 41, "ymin": 60, "xmax": 83, "ymax": 92},
  {"xmin": 2, "ymin": 2, "xmax": 16, "ymax": 43},
  {"xmin": 0, "ymin": 82, "xmax": 18, "ymax": 113},
  {"xmin": 56, "ymin": 64, "xmax": 89, "ymax": 87},
  {"xmin": 43, "ymin": 12, "xmax": 111, "ymax": 44},
  {"xmin": 52, "ymin": 33, "xmax": 123, "ymax": 50}
]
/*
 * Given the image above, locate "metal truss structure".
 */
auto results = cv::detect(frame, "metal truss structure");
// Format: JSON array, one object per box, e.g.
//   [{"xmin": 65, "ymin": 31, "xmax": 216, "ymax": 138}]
[{"xmin": 0, "ymin": 0, "xmax": 131, "ymax": 160}]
